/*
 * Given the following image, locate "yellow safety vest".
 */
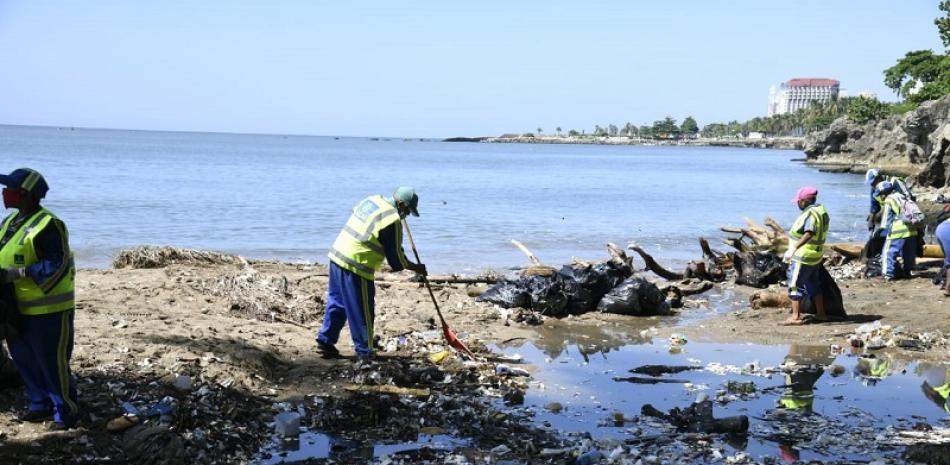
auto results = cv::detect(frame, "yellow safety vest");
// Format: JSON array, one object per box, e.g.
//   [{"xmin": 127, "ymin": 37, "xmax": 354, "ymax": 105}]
[
  {"xmin": 328, "ymin": 195, "xmax": 401, "ymax": 280},
  {"xmin": 789, "ymin": 204, "xmax": 829, "ymax": 266},
  {"xmin": 881, "ymin": 194, "xmax": 916, "ymax": 240},
  {"xmin": 0, "ymin": 209, "xmax": 76, "ymax": 315}
]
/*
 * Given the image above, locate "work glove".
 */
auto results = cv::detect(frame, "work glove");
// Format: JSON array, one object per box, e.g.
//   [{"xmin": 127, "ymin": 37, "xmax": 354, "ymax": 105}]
[
  {"xmin": 0, "ymin": 267, "xmax": 26, "ymax": 283},
  {"xmin": 782, "ymin": 249, "xmax": 794, "ymax": 263}
]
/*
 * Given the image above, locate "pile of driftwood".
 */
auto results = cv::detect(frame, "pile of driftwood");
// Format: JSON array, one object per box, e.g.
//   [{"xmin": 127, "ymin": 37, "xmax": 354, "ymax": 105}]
[
  {"xmin": 628, "ymin": 217, "xmax": 791, "ymax": 289},
  {"xmin": 113, "ymin": 246, "xmax": 249, "ymax": 269}
]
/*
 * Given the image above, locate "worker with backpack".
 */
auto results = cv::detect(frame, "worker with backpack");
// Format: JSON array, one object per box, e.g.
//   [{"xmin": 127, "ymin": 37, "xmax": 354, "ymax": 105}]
[{"xmin": 878, "ymin": 181, "xmax": 924, "ymax": 280}]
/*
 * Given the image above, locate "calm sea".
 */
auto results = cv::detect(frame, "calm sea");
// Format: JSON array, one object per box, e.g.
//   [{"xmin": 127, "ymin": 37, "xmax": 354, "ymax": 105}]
[{"xmin": 0, "ymin": 125, "xmax": 867, "ymax": 273}]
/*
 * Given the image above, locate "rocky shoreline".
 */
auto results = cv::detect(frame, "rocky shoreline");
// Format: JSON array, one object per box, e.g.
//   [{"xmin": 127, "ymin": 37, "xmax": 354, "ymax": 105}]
[{"xmin": 805, "ymin": 94, "xmax": 950, "ymax": 192}]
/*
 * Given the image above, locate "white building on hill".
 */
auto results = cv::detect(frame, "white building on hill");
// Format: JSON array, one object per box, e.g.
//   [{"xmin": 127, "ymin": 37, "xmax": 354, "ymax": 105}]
[{"xmin": 768, "ymin": 78, "xmax": 840, "ymax": 116}]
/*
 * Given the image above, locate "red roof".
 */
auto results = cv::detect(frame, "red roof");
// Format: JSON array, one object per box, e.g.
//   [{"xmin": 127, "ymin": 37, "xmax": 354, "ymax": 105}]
[{"xmin": 787, "ymin": 78, "xmax": 839, "ymax": 88}]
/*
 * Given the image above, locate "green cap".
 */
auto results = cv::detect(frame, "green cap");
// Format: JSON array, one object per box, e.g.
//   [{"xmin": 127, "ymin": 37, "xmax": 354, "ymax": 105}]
[{"xmin": 394, "ymin": 186, "xmax": 419, "ymax": 217}]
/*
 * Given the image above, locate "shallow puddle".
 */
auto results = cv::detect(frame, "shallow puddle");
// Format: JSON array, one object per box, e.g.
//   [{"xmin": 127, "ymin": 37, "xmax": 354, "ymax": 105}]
[
  {"xmin": 499, "ymin": 336, "xmax": 950, "ymax": 463},
  {"xmin": 260, "ymin": 433, "xmax": 470, "ymax": 464},
  {"xmin": 254, "ymin": 323, "xmax": 949, "ymax": 464}
]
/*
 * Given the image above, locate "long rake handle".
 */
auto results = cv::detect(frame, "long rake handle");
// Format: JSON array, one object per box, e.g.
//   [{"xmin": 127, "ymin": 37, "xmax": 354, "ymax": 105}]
[{"xmin": 402, "ymin": 220, "xmax": 447, "ymax": 326}]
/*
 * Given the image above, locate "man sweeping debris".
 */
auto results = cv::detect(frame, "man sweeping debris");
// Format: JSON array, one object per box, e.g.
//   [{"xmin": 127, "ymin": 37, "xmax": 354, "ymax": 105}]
[
  {"xmin": 782, "ymin": 186, "xmax": 829, "ymax": 325},
  {"xmin": 316, "ymin": 187, "xmax": 427, "ymax": 359}
]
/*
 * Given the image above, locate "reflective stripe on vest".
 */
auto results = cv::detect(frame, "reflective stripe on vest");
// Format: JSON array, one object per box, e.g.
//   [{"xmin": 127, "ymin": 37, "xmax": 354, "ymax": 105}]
[
  {"xmin": 328, "ymin": 195, "xmax": 400, "ymax": 280},
  {"xmin": 789, "ymin": 205, "xmax": 829, "ymax": 265},
  {"xmin": 882, "ymin": 194, "xmax": 916, "ymax": 239},
  {"xmin": 0, "ymin": 208, "xmax": 76, "ymax": 315}
]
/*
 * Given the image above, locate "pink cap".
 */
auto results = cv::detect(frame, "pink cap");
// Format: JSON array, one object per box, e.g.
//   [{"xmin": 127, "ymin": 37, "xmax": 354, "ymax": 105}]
[{"xmin": 792, "ymin": 186, "xmax": 818, "ymax": 203}]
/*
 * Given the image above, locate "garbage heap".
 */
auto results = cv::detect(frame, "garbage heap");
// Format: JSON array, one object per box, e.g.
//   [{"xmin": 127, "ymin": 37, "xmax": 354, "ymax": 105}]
[{"xmin": 476, "ymin": 260, "xmax": 671, "ymax": 318}]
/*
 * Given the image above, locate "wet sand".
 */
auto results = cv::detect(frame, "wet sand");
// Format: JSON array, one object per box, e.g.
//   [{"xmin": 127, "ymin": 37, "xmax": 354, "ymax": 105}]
[{"xmin": 0, "ymin": 256, "xmax": 947, "ymax": 463}]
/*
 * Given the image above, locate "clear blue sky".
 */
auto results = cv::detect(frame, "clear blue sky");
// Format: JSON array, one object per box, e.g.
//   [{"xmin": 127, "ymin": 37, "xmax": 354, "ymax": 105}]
[{"xmin": 0, "ymin": 1, "xmax": 943, "ymax": 138}]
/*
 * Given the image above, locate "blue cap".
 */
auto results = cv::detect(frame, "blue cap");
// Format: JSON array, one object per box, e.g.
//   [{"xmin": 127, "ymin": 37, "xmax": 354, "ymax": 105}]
[
  {"xmin": 876, "ymin": 181, "xmax": 894, "ymax": 194},
  {"xmin": 865, "ymin": 168, "xmax": 880, "ymax": 186},
  {"xmin": 0, "ymin": 168, "xmax": 49, "ymax": 199},
  {"xmin": 393, "ymin": 186, "xmax": 419, "ymax": 217}
]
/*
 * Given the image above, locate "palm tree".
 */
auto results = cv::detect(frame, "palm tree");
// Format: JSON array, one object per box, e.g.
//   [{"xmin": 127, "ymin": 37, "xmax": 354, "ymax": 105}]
[
  {"xmin": 537, "ymin": 127, "xmax": 543, "ymax": 136},
  {"xmin": 555, "ymin": 127, "xmax": 562, "ymax": 136}
]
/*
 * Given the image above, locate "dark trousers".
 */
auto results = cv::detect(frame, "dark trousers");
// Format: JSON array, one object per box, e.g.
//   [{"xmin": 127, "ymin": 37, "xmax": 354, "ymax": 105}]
[
  {"xmin": 7, "ymin": 310, "xmax": 79, "ymax": 425},
  {"xmin": 317, "ymin": 263, "xmax": 376, "ymax": 355}
]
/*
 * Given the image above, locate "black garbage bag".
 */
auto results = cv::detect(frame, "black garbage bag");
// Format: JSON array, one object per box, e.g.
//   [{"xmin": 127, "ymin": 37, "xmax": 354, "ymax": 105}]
[
  {"xmin": 865, "ymin": 253, "xmax": 908, "ymax": 279},
  {"xmin": 477, "ymin": 275, "xmax": 570, "ymax": 316},
  {"xmin": 864, "ymin": 254, "xmax": 883, "ymax": 278},
  {"xmin": 596, "ymin": 278, "xmax": 670, "ymax": 316},
  {"xmin": 476, "ymin": 280, "xmax": 530, "ymax": 308},
  {"xmin": 732, "ymin": 251, "xmax": 786, "ymax": 288},
  {"xmin": 556, "ymin": 262, "xmax": 629, "ymax": 314},
  {"xmin": 558, "ymin": 278, "xmax": 595, "ymax": 315},
  {"xmin": 523, "ymin": 275, "xmax": 569, "ymax": 317},
  {"xmin": 800, "ymin": 265, "xmax": 847, "ymax": 317}
]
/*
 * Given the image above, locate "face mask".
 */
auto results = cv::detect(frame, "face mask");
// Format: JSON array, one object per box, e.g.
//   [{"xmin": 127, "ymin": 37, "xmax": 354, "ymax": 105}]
[{"xmin": 2, "ymin": 188, "xmax": 21, "ymax": 209}]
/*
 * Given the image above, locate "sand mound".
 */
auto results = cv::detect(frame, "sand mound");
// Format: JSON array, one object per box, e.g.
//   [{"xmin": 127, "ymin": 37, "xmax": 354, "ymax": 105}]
[{"xmin": 113, "ymin": 246, "xmax": 246, "ymax": 269}]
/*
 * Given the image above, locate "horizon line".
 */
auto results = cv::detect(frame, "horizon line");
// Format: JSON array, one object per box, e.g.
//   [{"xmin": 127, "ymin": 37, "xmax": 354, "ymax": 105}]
[{"xmin": 0, "ymin": 122, "xmax": 448, "ymax": 141}]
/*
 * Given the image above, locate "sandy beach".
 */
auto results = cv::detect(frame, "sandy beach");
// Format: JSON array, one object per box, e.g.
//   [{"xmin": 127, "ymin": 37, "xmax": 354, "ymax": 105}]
[{"xmin": 0, "ymin": 249, "xmax": 947, "ymax": 464}]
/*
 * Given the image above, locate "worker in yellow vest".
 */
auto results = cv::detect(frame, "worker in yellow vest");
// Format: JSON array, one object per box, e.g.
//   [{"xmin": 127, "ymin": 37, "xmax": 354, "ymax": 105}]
[
  {"xmin": 316, "ymin": 187, "xmax": 427, "ymax": 359},
  {"xmin": 0, "ymin": 168, "xmax": 78, "ymax": 430},
  {"xmin": 782, "ymin": 186, "xmax": 830, "ymax": 325},
  {"xmin": 878, "ymin": 181, "xmax": 917, "ymax": 280}
]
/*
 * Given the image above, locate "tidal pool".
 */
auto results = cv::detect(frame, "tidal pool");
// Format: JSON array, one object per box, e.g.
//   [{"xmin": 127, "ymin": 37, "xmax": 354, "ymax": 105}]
[{"xmin": 255, "ymin": 326, "xmax": 948, "ymax": 464}]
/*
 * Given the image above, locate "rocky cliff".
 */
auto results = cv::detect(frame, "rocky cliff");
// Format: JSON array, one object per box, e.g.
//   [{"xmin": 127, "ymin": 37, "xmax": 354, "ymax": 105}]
[{"xmin": 803, "ymin": 95, "xmax": 950, "ymax": 189}]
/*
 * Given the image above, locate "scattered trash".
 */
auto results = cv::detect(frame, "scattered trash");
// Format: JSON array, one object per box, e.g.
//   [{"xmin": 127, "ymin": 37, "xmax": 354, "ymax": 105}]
[
  {"xmin": 428, "ymin": 350, "xmax": 452, "ymax": 365},
  {"xmin": 106, "ymin": 415, "xmax": 139, "ymax": 432},
  {"xmin": 495, "ymin": 364, "xmax": 530, "ymax": 377},
  {"xmin": 641, "ymin": 399, "xmax": 749, "ymax": 433}
]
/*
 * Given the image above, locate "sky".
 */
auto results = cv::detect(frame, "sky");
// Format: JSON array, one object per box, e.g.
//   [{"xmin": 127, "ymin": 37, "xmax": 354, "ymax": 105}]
[{"xmin": 0, "ymin": 1, "xmax": 945, "ymax": 138}]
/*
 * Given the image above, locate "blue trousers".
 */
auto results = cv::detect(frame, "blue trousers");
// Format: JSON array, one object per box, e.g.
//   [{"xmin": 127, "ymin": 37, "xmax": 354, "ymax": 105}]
[
  {"xmin": 7, "ymin": 310, "xmax": 79, "ymax": 425},
  {"xmin": 787, "ymin": 261, "xmax": 821, "ymax": 301},
  {"xmin": 317, "ymin": 263, "xmax": 375, "ymax": 355},
  {"xmin": 882, "ymin": 237, "xmax": 916, "ymax": 279}
]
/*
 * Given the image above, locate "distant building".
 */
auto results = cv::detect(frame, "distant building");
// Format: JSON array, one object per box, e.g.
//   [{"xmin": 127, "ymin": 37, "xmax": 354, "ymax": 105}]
[
  {"xmin": 768, "ymin": 78, "xmax": 840, "ymax": 116},
  {"xmin": 857, "ymin": 90, "xmax": 878, "ymax": 99}
]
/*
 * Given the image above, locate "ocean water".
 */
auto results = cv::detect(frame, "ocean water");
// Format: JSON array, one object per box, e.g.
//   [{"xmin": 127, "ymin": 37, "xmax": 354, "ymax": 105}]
[{"xmin": 0, "ymin": 125, "xmax": 868, "ymax": 273}]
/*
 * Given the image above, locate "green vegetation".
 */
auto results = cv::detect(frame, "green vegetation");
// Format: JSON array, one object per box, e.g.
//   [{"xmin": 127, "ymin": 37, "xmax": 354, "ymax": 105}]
[
  {"xmin": 881, "ymin": 2, "xmax": 950, "ymax": 105},
  {"xmin": 847, "ymin": 96, "xmax": 891, "ymax": 124}
]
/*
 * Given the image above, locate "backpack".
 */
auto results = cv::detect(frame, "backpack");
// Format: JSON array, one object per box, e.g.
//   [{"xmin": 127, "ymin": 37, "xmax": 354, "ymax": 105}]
[{"xmin": 899, "ymin": 196, "xmax": 925, "ymax": 227}]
